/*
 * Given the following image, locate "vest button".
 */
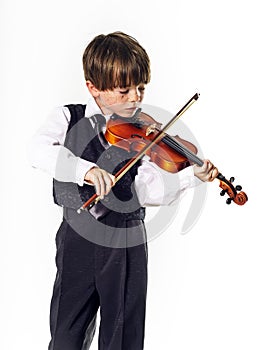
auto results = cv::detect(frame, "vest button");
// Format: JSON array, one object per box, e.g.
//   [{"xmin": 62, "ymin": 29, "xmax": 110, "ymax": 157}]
[
  {"xmin": 103, "ymin": 197, "xmax": 109, "ymax": 203},
  {"xmin": 105, "ymin": 154, "xmax": 111, "ymax": 159}
]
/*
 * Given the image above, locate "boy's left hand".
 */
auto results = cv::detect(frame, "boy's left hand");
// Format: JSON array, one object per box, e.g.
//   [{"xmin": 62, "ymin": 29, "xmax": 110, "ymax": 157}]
[{"xmin": 194, "ymin": 159, "xmax": 219, "ymax": 182}]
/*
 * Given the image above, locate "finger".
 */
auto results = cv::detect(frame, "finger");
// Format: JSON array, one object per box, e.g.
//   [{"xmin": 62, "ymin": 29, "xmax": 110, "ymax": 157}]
[
  {"xmin": 211, "ymin": 167, "xmax": 219, "ymax": 181},
  {"xmin": 205, "ymin": 160, "xmax": 214, "ymax": 173},
  {"xmin": 207, "ymin": 167, "xmax": 217, "ymax": 182},
  {"xmin": 201, "ymin": 160, "xmax": 208, "ymax": 172},
  {"xmin": 100, "ymin": 171, "xmax": 116, "ymax": 197},
  {"xmin": 104, "ymin": 172, "xmax": 114, "ymax": 195},
  {"xmin": 202, "ymin": 159, "xmax": 211, "ymax": 173},
  {"xmin": 93, "ymin": 173, "xmax": 102, "ymax": 197},
  {"xmin": 110, "ymin": 174, "xmax": 116, "ymax": 186},
  {"xmin": 97, "ymin": 172, "xmax": 107, "ymax": 199}
]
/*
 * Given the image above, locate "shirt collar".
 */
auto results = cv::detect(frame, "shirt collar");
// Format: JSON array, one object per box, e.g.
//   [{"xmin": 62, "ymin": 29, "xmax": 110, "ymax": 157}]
[{"xmin": 84, "ymin": 97, "xmax": 112, "ymax": 122}]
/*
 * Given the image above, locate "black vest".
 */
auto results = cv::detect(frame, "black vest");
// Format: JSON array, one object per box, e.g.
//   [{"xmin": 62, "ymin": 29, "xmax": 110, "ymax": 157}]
[{"xmin": 53, "ymin": 104, "xmax": 145, "ymax": 221}]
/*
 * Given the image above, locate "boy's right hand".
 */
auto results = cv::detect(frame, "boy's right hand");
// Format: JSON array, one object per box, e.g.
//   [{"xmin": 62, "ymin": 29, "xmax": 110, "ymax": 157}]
[{"xmin": 84, "ymin": 167, "xmax": 115, "ymax": 199}]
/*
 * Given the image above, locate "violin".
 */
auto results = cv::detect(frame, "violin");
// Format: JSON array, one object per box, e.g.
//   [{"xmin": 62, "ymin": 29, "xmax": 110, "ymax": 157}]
[{"xmin": 77, "ymin": 93, "xmax": 247, "ymax": 213}]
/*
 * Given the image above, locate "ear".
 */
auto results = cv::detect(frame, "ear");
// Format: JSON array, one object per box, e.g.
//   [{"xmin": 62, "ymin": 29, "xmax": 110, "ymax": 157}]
[{"xmin": 86, "ymin": 80, "xmax": 100, "ymax": 97}]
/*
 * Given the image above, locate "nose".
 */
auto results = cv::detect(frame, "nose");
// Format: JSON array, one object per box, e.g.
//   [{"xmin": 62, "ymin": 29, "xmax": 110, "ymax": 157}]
[{"xmin": 128, "ymin": 87, "xmax": 141, "ymax": 102}]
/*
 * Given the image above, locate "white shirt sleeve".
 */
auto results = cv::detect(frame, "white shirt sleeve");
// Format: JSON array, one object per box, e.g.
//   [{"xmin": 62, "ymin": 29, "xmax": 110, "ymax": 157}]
[
  {"xmin": 134, "ymin": 158, "xmax": 203, "ymax": 206},
  {"xmin": 27, "ymin": 106, "xmax": 96, "ymax": 186}
]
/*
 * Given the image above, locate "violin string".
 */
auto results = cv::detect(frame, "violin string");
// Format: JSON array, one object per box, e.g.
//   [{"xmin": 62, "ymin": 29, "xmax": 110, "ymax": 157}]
[
  {"xmin": 165, "ymin": 136, "xmax": 203, "ymax": 165},
  {"xmin": 162, "ymin": 135, "xmax": 204, "ymax": 166}
]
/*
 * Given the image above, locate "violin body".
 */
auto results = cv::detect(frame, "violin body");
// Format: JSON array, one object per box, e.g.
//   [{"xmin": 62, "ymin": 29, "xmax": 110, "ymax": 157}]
[
  {"xmin": 105, "ymin": 109, "xmax": 248, "ymax": 206},
  {"xmin": 105, "ymin": 112, "xmax": 198, "ymax": 173}
]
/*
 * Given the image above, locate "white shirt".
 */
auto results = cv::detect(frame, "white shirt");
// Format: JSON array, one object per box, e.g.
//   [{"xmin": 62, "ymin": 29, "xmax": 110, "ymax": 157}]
[{"xmin": 28, "ymin": 98, "xmax": 202, "ymax": 207}]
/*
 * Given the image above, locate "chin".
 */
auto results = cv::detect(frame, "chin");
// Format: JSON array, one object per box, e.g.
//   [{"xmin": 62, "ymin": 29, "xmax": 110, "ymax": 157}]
[
  {"xmin": 121, "ymin": 108, "xmax": 138, "ymax": 118},
  {"xmin": 115, "ymin": 111, "xmax": 133, "ymax": 118}
]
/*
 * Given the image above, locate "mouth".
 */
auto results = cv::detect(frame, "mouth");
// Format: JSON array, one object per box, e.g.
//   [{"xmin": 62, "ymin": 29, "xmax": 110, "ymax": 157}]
[{"xmin": 125, "ymin": 105, "xmax": 140, "ymax": 115}]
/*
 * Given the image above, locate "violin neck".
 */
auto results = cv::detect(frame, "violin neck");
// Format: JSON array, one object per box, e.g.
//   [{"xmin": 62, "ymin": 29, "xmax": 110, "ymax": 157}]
[{"xmin": 162, "ymin": 135, "xmax": 204, "ymax": 167}]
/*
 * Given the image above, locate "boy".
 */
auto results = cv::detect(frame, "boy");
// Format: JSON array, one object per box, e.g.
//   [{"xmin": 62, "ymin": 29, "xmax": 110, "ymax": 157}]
[{"xmin": 29, "ymin": 32, "xmax": 218, "ymax": 350}]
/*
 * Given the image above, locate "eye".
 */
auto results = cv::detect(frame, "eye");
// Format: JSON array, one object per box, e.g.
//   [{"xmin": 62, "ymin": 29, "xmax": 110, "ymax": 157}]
[{"xmin": 119, "ymin": 89, "xmax": 129, "ymax": 95}]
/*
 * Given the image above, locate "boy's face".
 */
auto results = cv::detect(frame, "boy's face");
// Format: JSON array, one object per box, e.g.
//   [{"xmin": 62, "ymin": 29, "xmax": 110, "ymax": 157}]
[{"xmin": 87, "ymin": 82, "xmax": 146, "ymax": 117}]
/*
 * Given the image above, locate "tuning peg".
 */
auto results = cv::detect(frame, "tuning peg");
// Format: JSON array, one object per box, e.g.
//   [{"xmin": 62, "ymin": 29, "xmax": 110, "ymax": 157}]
[
  {"xmin": 235, "ymin": 185, "xmax": 242, "ymax": 191},
  {"xmin": 226, "ymin": 198, "xmax": 232, "ymax": 205},
  {"xmin": 220, "ymin": 189, "xmax": 227, "ymax": 196},
  {"xmin": 230, "ymin": 177, "xmax": 235, "ymax": 183}
]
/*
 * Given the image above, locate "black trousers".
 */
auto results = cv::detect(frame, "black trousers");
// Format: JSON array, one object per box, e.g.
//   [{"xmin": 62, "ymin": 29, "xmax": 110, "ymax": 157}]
[{"xmin": 48, "ymin": 210, "xmax": 148, "ymax": 350}]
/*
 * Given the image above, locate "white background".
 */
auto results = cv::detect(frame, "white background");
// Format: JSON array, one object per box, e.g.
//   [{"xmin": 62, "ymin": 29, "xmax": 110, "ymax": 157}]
[{"xmin": 1, "ymin": 0, "xmax": 262, "ymax": 349}]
